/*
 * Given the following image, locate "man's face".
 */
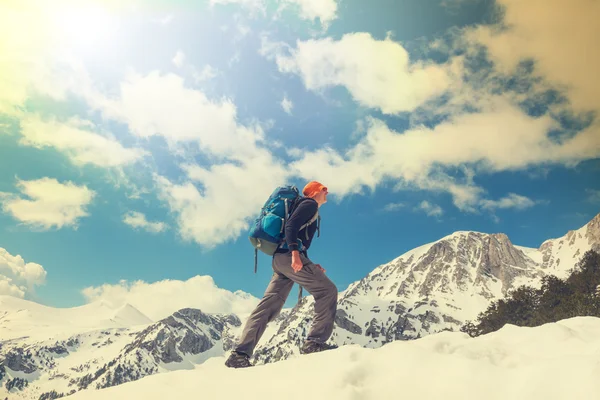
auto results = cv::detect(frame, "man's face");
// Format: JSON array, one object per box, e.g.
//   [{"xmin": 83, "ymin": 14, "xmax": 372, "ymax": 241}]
[{"xmin": 314, "ymin": 187, "xmax": 328, "ymax": 205}]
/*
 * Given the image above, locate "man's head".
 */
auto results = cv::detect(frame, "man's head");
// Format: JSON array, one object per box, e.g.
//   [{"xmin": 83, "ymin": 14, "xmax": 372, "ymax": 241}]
[{"xmin": 302, "ymin": 181, "xmax": 328, "ymax": 207}]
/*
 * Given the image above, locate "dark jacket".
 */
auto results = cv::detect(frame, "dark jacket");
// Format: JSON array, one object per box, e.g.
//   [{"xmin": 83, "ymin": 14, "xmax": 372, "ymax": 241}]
[{"xmin": 277, "ymin": 197, "xmax": 319, "ymax": 255}]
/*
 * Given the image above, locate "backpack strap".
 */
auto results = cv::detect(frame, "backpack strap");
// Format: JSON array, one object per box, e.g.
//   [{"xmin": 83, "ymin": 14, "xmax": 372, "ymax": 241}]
[
  {"xmin": 317, "ymin": 215, "xmax": 321, "ymax": 237},
  {"xmin": 299, "ymin": 210, "xmax": 319, "ymax": 231}
]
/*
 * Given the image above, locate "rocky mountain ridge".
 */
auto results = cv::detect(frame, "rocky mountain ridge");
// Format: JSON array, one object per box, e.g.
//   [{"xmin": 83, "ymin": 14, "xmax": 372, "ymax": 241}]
[{"xmin": 0, "ymin": 307, "xmax": 241, "ymax": 399}]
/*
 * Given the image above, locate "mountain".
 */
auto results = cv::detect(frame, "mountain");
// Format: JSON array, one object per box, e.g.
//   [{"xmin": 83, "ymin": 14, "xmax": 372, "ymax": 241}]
[
  {"xmin": 251, "ymin": 212, "xmax": 600, "ymax": 364},
  {"xmin": 1, "ymin": 212, "xmax": 599, "ymax": 398},
  {"xmin": 538, "ymin": 212, "xmax": 600, "ymax": 277},
  {"xmin": 0, "ymin": 296, "xmax": 153, "ymax": 342},
  {"xmin": 0, "ymin": 306, "xmax": 241, "ymax": 400}
]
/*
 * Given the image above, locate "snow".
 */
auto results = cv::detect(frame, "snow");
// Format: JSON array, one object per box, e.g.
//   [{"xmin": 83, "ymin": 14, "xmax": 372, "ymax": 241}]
[
  {"xmin": 514, "ymin": 245, "xmax": 543, "ymax": 264},
  {"xmin": 65, "ymin": 317, "xmax": 600, "ymax": 400},
  {"xmin": 0, "ymin": 295, "xmax": 151, "ymax": 341}
]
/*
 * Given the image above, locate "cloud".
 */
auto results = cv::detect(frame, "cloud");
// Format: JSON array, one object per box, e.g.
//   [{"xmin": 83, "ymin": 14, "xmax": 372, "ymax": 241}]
[
  {"xmin": 172, "ymin": 50, "xmax": 185, "ymax": 68},
  {"xmin": 480, "ymin": 193, "xmax": 538, "ymax": 211},
  {"xmin": 169, "ymin": 50, "xmax": 219, "ymax": 82},
  {"xmin": 281, "ymin": 96, "xmax": 294, "ymax": 115},
  {"xmin": 383, "ymin": 202, "xmax": 405, "ymax": 212},
  {"xmin": 209, "ymin": 0, "xmax": 266, "ymax": 17},
  {"xmin": 123, "ymin": 211, "xmax": 167, "ymax": 233},
  {"xmin": 0, "ymin": 247, "xmax": 47, "ymax": 298},
  {"xmin": 211, "ymin": 0, "xmax": 337, "ymax": 26},
  {"xmin": 467, "ymin": 0, "xmax": 600, "ymax": 114},
  {"xmin": 417, "ymin": 200, "xmax": 443, "ymax": 217},
  {"xmin": 158, "ymin": 14, "xmax": 173, "ymax": 25},
  {"xmin": 155, "ymin": 150, "xmax": 289, "ymax": 247},
  {"xmin": 94, "ymin": 71, "xmax": 265, "ymax": 161},
  {"xmin": 193, "ymin": 65, "xmax": 219, "ymax": 82},
  {"xmin": 19, "ymin": 114, "xmax": 147, "ymax": 168},
  {"xmin": 81, "ymin": 275, "xmax": 260, "ymax": 321},
  {"xmin": 264, "ymin": 32, "xmax": 455, "ymax": 114},
  {"xmin": 80, "ymin": 70, "xmax": 291, "ymax": 247},
  {"xmin": 585, "ymin": 189, "xmax": 600, "ymax": 204},
  {"xmin": 281, "ymin": 0, "xmax": 338, "ymax": 28},
  {"xmin": 0, "ymin": 178, "xmax": 95, "ymax": 230},
  {"xmin": 290, "ymin": 97, "xmax": 600, "ymax": 210}
]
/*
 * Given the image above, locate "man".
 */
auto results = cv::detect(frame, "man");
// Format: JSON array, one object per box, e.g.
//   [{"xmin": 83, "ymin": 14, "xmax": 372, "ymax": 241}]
[{"xmin": 225, "ymin": 181, "xmax": 338, "ymax": 368}]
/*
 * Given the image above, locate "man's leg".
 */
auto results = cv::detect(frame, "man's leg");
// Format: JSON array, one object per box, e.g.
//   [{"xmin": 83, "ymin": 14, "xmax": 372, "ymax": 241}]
[
  {"xmin": 234, "ymin": 269, "xmax": 294, "ymax": 357},
  {"xmin": 273, "ymin": 252, "xmax": 338, "ymax": 344}
]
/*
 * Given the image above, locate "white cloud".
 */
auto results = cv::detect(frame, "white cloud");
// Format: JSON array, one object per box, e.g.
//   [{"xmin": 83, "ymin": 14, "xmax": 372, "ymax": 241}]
[
  {"xmin": 81, "ymin": 275, "xmax": 260, "ymax": 321},
  {"xmin": 0, "ymin": 247, "xmax": 47, "ymax": 298},
  {"xmin": 0, "ymin": 178, "xmax": 95, "ymax": 230},
  {"xmin": 585, "ymin": 189, "xmax": 600, "ymax": 204},
  {"xmin": 211, "ymin": 0, "xmax": 336, "ymax": 26},
  {"xmin": 383, "ymin": 203, "xmax": 405, "ymax": 212},
  {"xmin": 467, "ymin": 0, "xmax": 600, "ymax": 114},
  {"xmin": 209, "ymin": 0, "xmax": 266, "ymax": 16},
  {"xmin": 81, "ymin": 70, "xmax": 292, "ymax": 247},
  {"xmin": 193, "ymin": 65, "xmax": 219, "ymax": 82},
  {"xmin": 480, "ymin": 193, "xmax": 538, "ymax": 211},
  {"xmin": 159, "ymin": 14, "xmax": 174, "ymax": 25},
  {"xmin": 282, "ymin": 0, "xmax": 338, "ymax": 27},
  {"xmin": 172, "ymin": 50, "xmax": 186, "ymax": 68},
  {"xmin": 96, "ymin": 71, "xmax": 264, "ymax": 161},
  {"xmin": 155, "ymin": 150, "xmax": 289, "ymax": 247},
  {"xmin": 170, "ymin": 50, "xmax": 219, "ymax": 82},
  {"xmin": 265, "ymin": 32, "xmax": 455, "ymax": 114},
  {"xmin": 417, "ymin": 200, "xmax": 443, "ymax": 217},
  {"xmin": 19, "ymin": 114, "xmax": 147, "ymax": 167},
  {"xmin": 123, "ymin": 211, "xmax": 167, "ymax": 233},
  {"xmin": 281, "ymin": 96, "xmax": 294, "ymax": 115},
  {"xmin": 290, "ymin": 97, "xmax": 600, "ymax": 211}
]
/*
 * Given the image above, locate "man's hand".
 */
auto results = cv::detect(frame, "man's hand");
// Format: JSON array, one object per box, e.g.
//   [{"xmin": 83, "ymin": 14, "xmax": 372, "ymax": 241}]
[
  {"xmin": 291, "ymin": 251, "xmax": 303, "ymax": 273},
  {"xmin": 315, "ymin": 264, "xmax": 326, "ymax": 273}
]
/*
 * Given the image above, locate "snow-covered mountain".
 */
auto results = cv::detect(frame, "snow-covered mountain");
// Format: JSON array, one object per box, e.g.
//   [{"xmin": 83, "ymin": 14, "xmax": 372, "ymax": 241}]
[
  {"xmin": 0, "ymin": 296, "xmax": 153, "ymax": 342},
  {"xmin": 251, "ymin": 212, "xmax": 600, "ymax": 364},
  {"xmin": 1, "ymin": 212, "xmax": 599, "ymax": 398},
  {"xmin": 0, "ymin": 301, "xmax": 241, "ymax": 400}
]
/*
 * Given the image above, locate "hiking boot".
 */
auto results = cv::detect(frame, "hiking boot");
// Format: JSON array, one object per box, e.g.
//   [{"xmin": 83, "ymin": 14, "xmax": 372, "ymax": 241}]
[
  {"xmin": 225, "ymin": 351, "xmax": 252, "ymax": 368},
  {"xmin": 300, "ymin": 340, "xmax": 338, "ymax": 355}
]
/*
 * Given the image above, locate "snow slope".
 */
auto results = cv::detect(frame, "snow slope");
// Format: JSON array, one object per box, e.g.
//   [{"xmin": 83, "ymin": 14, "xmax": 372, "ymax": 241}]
[
  {"xmin": 66, "ymin": 317, "xmax": 600, "ymax": 400},
  {"xmin": 0, "ymin": 296, "xmax": 152, "ymax": 341}
]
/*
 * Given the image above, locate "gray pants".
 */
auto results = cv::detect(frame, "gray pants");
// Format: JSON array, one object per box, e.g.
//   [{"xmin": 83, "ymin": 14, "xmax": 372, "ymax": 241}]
[{"xmin": 235, "ymin": 252, "xmax": 338, "ymax": 357}]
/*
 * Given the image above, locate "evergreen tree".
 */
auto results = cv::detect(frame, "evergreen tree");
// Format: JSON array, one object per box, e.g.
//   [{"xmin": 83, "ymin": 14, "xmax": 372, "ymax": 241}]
[{"xmin": 461, "ymin": 250, "xmax": 600, "ymax": 337}]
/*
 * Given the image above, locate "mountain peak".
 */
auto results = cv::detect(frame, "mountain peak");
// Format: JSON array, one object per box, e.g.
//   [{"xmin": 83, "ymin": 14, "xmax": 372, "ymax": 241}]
[{"xmin": 585, "ymin": 212, "xmax": 600, "ymax": 250}]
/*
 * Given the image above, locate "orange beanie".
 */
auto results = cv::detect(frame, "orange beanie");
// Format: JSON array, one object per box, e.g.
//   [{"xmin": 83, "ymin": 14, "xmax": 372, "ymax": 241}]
[{"xmin": 302, "ymin": 181, "xmax": 327, "ymax": 197}]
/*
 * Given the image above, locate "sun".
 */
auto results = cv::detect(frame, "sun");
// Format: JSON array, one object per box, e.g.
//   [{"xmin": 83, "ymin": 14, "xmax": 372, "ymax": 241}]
[{"xmin": 52, "ymin": 4, "xmax": 119, "ymax": 48}]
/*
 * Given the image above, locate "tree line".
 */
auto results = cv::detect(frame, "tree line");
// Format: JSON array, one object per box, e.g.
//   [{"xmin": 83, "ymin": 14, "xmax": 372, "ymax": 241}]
[{"xmin": 461, "ymin": 250, "xmax": 600, "ymax": 337}]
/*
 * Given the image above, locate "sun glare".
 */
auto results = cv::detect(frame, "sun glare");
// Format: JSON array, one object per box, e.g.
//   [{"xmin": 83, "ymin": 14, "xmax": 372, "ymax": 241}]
[{"xmin": 53, "ymin": 5, "xmax": 119, "ymax": 48}]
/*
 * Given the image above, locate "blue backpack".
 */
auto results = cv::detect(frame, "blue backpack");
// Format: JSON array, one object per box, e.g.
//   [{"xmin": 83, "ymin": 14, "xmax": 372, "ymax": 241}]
[{"xmin": 249, "ymin": 185, "xmax": 319, "ymax": 273}]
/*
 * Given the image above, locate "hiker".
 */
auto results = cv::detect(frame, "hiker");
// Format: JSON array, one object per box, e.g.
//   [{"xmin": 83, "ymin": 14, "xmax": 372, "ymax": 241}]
[{"xmin": 225, "ymin": 181, "xmax": 338, "ymax": 368}]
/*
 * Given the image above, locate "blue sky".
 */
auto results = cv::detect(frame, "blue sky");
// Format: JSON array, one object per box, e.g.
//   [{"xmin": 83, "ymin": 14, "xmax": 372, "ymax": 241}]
[{"xmin": 0, "ymin": 0, "xmax": 599, "ymax": 316}]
